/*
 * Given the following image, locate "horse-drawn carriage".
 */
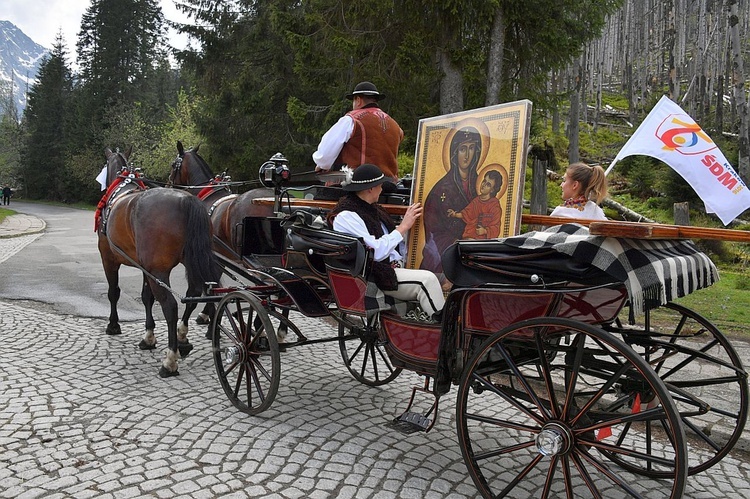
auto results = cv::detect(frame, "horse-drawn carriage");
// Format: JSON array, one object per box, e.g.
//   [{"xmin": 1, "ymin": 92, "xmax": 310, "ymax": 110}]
[{"xmin": 99, "ymin": 145, "xmax": 748, "ymax": 498}]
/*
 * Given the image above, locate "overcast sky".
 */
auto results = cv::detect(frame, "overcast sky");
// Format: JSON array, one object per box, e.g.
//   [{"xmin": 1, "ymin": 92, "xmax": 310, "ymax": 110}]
[{"xmin": 3, "ymin": 0, "xmax": 190, "ymax": 59}]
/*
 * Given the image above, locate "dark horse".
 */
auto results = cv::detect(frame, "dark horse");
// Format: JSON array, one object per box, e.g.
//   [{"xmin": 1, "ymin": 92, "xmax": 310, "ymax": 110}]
[
  {"xmin": 168, "ymin": 141, "xmax": 273, "ymax": 258},
  {"xmin": 168, "ymin": 141, "xmax": 273, "ymax": 324},
  {"xmin": 96, "ymin": 147, "xmax": 220, "ymax": 377}
]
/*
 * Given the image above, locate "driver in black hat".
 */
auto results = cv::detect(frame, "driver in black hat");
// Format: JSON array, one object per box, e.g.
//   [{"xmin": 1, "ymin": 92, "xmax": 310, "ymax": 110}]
[
  {"xmin": 327, "ymin": 164, "xmax": 444, "ymax": 322},
  {"xmin": 313, "ymin": 81, "xmax": 404, "ymax": 183}
]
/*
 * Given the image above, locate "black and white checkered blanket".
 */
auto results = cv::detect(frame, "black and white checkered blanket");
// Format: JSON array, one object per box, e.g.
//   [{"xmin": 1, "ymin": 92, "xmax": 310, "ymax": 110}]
[{"xmin": 497, "ymin": 224, "xmax": 719, "ymax": 314}]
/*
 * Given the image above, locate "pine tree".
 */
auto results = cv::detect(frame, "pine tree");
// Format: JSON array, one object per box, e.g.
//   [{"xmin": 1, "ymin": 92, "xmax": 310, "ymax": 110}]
[
  {"xmin": 23, "ymin": 36, "xmax": 75, "ymax": 200},
  {"xmin": 76, "ymin": 0, "xmax": 169, "ymax": 126}
]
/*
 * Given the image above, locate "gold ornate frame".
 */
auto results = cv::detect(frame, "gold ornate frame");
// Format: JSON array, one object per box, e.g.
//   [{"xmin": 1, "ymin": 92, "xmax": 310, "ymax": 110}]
[{"xmin": 406, "ymin": 101, "xmax": 532, "ymax": 273}]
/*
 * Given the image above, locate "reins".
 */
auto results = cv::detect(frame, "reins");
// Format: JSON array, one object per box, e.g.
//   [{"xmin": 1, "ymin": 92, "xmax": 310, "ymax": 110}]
[{"xmin": 105, "ymin": 230, "xmax": 186, "ymax": 300}]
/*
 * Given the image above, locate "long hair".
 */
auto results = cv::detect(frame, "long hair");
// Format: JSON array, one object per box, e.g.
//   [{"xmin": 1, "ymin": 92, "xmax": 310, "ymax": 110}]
[{"xmin": 567, "ymin": 162, "xmax": 608, "ymax": 204}]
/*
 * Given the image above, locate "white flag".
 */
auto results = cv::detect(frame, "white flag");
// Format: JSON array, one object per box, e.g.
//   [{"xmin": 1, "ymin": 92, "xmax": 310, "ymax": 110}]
[
  {"xmin": 611, "ymin": 95, "xmax": 750, "ymax": 225},
  {"xmin": 95, "ymin": 165, "xmax": 108, "ymax": 191}
]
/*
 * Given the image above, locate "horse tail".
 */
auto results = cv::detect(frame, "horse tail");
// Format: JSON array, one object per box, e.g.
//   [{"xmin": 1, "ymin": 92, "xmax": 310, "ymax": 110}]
[{"xmin": 182, "ymin": 197, "xmax": 221, "ymax": 292}]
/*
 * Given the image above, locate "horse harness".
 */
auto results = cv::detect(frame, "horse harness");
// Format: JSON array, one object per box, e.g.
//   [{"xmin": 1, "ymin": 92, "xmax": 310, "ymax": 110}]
[{"xmin": 96, "ymin": 170, "xmax": 146, "ymax": 235}]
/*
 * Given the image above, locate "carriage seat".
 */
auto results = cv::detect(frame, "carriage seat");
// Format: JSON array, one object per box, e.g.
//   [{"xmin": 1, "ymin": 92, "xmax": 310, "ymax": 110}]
[
  {"xmin": 286, "ymin": 224, "xmax": 369, "ymax": 277},
  {"xmin": 442, "ymin": 239, "xmax": 615, "ymax": 288}
]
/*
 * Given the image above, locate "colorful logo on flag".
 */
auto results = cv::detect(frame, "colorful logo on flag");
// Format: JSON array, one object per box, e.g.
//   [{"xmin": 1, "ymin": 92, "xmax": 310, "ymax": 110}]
[{"xmin": 656, "ymin": 115, "xmax": 716, "ymax": 156}]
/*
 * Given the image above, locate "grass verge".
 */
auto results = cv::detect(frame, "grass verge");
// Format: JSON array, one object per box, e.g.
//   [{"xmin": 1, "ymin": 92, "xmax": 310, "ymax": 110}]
[
  {"xmin": 670, "ymin": 270, "xmax": 750, "ymax": 337},
  {"xmin": 0, "ymin": 208, "xmax": 15, "ymax": 225}
]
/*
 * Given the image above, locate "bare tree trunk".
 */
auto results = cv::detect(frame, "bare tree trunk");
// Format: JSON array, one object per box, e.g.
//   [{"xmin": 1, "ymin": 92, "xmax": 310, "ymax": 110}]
[
  {"xmin": 728, "ymin": 0, "xmax": 750, "ymax": 180},
  {"xmin": 667, "ymin": 0, "xmax": 680, "ymax": 100},
  {"xmin": 567, "ymin": 60, "xmax": 582, "ymax": 164},
  {"xmin": 694, "ymin": 0, "xmax": 707, "ymax": 121},
  {"xmin": 716, "ymin": 74, "xmax": 724, "ymax": 131},
  {"xmin": 551, "ymin": 70, "xmax": 560, "ymax": 135},
  {"xmin": 485, "ymin": 7, "xmax": 504, "ymax": 106},
  {"xmin": 438, "ymin": 47, "xmax": 463, "ymax": 114},
  {"xmin": 594, "ymin": 45, "xmax": 603, "ymax": 133},
  {"xmin": 626, "ymin": 60, "xmax": 635, "ymax": 122}
]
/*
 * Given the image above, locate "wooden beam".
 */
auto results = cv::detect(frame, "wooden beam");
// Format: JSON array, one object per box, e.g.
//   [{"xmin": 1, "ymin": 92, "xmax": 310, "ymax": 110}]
[
  {"xmin": 254, "ymin": 198, "xmax": 750, "ymax": 242},
  {"xmin": 522, "ymin": 214, "xmax": 750, "ymax": 242}
]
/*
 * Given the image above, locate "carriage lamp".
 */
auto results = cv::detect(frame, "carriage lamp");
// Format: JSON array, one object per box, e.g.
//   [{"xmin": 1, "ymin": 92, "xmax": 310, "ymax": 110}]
[{"xmin": 259, "ymin": 152, "xmax": 292, "ymax": 189}]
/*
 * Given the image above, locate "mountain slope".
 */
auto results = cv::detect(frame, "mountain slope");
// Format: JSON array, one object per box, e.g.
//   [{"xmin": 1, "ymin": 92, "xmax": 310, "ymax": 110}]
[{"xmin": 0, "ymin": 20, "xmax": 48, "ymax": 117}]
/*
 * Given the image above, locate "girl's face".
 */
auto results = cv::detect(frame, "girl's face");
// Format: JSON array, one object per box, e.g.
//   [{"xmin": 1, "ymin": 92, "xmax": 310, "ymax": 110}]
[
  {"xmin": 456, "ymin": 141, "xmax": 477, "ymax": 172},
  {"xmin": 560, "ymin": 171, "xmax": 581, "ymax": 200}
]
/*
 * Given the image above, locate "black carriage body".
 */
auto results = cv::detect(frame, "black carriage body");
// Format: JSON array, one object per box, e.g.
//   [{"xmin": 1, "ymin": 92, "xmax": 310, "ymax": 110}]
[{"xmin": 285, "ymin": 221, "xmax": 631, "ymax": 388}]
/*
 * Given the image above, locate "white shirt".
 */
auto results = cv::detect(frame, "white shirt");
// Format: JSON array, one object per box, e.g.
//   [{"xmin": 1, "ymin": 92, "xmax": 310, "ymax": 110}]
[
  {"xmin": 332, "ymin": 210, "xmax": 405, "ymax": 262},
  {"xmin": 550, "ymin": 201, "xmax": 606, "ymax": 220},
  {"xmin": 312, "ymin": 115, "xmax": 355, "ymax": 170}
]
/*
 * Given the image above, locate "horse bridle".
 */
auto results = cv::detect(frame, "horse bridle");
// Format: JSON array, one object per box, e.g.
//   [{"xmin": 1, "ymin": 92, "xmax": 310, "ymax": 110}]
[{"xmin": 167, "ymin": 154, "xmax": 183, "ymax": 187}]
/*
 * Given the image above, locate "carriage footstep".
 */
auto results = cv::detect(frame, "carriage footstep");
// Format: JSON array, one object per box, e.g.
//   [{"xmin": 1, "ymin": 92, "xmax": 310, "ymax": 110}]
[{"xmin": 385, "ymin": 412, "xmax": 432, "ymax": 434}]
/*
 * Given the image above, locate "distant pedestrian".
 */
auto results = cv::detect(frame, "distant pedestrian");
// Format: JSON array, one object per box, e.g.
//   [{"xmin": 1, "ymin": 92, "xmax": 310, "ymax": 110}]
[{"xmin": 2, "ymin": 185, "xmax": 11, "ymax": 206}]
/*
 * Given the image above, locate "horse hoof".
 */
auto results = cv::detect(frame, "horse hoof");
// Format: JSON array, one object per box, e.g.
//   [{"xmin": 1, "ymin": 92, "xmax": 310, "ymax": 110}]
[
  {"xmin": 106, "ymin": 325, "xmax": 122, "ymax": 335},
  {"xmin": 205, "ymin": 329, "xmax": 213, "ymax": 341},
  {"xmin": 178, "ymin": 342, "xmax": 194, "ymax": 358},
  {"xmin": 195, "ymin": 315, "xmax": 210, "ymax": 325},
  {"xmin": 138, "ymin": 340, "xmax": 157, "ymax": 350},
  {"xmin": 158, "ymin": 367, "xmax": 179, "ymax": 378}
]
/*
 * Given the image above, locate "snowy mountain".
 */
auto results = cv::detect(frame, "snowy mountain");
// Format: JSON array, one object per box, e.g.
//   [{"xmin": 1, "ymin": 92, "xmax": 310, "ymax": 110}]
[{"xmin": 0, "ymin": 20, "xmax": 49, "ymax": 117}]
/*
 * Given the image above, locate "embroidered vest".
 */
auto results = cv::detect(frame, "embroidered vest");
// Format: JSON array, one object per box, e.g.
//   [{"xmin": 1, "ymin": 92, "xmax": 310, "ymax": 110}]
[{"xmin": 337, "ymin": 105, "xmax": 403, "ymax": 180}]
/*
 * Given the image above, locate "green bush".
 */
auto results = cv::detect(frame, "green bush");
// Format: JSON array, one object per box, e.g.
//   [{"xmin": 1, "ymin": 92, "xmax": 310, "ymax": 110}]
[{"xmin": 398, "ymin": 153, "xmax": 415, "ymax": 178}]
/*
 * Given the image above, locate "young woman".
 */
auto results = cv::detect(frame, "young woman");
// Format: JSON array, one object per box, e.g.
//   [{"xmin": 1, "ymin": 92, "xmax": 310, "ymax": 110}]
[{"xmin": 551, "ymin": 162, "xmax": 608, "ymax": 220}]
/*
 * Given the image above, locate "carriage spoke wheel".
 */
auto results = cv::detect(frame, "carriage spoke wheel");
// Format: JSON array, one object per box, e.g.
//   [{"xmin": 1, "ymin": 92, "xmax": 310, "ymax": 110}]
[
  {"xmin": 338, "ymin": 313, "xmax": 402, "ymax": 386},
  {"xmin": 456, "ymin": 317, "xmax": 687, "ymax": 499},
  {"xmin": 609, "ymin": 302, "xmax": 749, "ymax": 476},
  {"xmin": 211, "ymin": 290, "xmax": 280, "ymax": 415}
]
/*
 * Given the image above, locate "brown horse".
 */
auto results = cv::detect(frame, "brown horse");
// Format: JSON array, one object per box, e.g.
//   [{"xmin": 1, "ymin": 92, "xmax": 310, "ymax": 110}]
[{"xmin": 97, "ymin": 147, "xmax": 220, "ymax": 377}]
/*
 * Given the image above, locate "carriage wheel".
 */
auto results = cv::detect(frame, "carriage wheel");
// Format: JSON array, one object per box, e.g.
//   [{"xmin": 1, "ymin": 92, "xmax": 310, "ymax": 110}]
[
  {"xmin": 211, "ymin": 290, "xmax": 280, "ymax": 415},
  {"xmin": 338, "ymin": 313, "xmax": 402, "ymax": 386},
  {"xmin": 609, "ymin": 302, "xmax": 749, "ymax": 475},
  {"xmin": 456, "ymin": 317, "xmax": 687, "ymax": 499}
]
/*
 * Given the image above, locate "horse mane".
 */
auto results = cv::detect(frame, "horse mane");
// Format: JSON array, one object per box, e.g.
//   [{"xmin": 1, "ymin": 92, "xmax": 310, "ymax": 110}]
[{"xmin": 184, "ymin": 147, "xmax": 215, "ymax": 183}]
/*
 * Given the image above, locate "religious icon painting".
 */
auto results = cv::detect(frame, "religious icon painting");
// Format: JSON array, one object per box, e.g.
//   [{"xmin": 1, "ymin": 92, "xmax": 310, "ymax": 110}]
[{"xmin": 406, "ymin": 100, "xmax": 532, "ymax": 277}]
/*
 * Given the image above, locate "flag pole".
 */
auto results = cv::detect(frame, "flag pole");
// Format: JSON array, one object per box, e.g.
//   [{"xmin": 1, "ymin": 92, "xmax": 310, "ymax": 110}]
[{"xmin": 604, "ymin": 157, "xmax": 618, "ymax": 176}]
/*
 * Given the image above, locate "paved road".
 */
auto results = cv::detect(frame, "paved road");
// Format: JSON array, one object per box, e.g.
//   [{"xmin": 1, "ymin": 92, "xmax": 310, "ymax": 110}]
[
  {"xmin": 1, "ymin": 202, "xmax": 750, "ymax": 498},
  {"xmin": 0, "ymin": 202, "xmax": 188, "ymax": 321}
]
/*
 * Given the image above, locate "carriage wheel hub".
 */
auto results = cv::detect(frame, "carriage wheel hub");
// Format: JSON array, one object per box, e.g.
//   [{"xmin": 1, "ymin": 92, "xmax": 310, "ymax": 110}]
[
  {"xmin": 224, "ymin": 345, "xmax": 244, "ymax": 364},
  {"xmin": 536, "ymin": 422, "xmax": 572, "ymax": 456}
]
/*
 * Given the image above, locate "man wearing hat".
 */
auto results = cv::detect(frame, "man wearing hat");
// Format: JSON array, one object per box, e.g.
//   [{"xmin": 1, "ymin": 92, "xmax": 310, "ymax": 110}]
[
  {"xmin": 313, "ymin": 81, "xmax": 404, "ymax": 182},
  {"xmin": 327, "ymin": 164, "xmax": 444, "ymax": 321}
]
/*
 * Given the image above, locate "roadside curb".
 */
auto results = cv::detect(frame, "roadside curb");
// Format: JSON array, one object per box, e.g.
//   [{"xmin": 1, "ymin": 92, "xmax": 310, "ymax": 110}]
[{"xmin": 0, "ymin": 214, "xmax": 47, "ymax": 239}]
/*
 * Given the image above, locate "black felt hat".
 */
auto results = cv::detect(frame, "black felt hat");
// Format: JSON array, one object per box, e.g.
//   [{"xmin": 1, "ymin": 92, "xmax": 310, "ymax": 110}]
[
  {"xmin": 346, "ymin": 81, "xmax": 385, "ymax": 101},
  {"xmin": 342, "ymin": 164, "xmax": 394, "ymax": 191}
]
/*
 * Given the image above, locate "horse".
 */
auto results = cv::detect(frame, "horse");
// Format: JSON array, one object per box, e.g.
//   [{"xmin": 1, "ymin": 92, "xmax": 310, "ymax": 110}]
[
  {"xmin": 168, "ymin": 141, "xmax": 273, "ymax": 258},
  {"xmin": 168, "ymin": 141, "xmax": 273, "ymax": 324},
  {"xmin": 96, "ymin": 146, "xmax": 221, "ymax": 377}
]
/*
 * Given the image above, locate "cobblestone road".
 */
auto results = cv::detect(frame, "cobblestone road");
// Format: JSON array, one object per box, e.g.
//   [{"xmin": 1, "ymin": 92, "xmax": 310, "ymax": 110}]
[{"xmin": 2, "ymin": 298, "xmax": 750, "ymax": 498}]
